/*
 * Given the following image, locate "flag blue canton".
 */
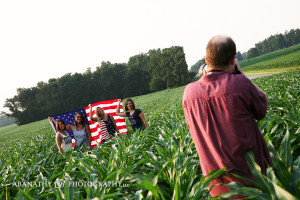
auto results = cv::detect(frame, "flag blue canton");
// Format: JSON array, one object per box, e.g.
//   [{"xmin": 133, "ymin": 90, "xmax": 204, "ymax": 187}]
[{"xmin": 50, "ymin": 108, "xmax": 89, "ymax": 138}]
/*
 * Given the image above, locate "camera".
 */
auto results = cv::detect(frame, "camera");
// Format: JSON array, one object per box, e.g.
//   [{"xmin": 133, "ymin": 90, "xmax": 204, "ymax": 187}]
[
  {"xmin": 233, "ymin": 64, "xmax": 241, "ymax": 74},
  {"xmin": 199, "ymin": 64, "xmax": 207, "ymax": 76}
]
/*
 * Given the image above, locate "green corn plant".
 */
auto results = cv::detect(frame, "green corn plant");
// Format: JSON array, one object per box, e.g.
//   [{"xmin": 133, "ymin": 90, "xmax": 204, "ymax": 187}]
[
  {"xmin": 1, "ymin": 71, "xmax": 299, "ymax": 199},
  {"xmin": 216, "ymin": 129, "xmax": 300, "ymax": 200}
]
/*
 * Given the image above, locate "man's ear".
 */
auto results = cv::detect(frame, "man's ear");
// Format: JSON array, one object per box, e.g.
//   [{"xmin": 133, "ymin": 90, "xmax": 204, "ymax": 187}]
[{"xmin": 205, "ymin": 56, "xmax": 208, "ymax": 64}]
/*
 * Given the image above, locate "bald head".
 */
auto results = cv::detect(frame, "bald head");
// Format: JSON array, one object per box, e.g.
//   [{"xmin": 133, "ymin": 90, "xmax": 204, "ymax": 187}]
[{"xmin": 206, "ymin": 35, "xmax": 236, "ymax": 68}]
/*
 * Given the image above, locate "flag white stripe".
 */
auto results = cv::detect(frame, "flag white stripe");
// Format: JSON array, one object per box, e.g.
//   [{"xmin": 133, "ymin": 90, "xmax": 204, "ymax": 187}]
[
  {"xmin": 116, "ymin": 122, "xmax": 126, "ymax": 126},
  {"xmin": 84, "ymin": 107, "xmax": 124, "ymax": 113},
  {"xmin": 88, "ymin": 123, "xmax": 98, "ymax": 129},
  {"xmin": 113, "ymin": 116, "xmax": 127, "ymax": 120},
  {"xmin": 88, "ymin": 120, "xmax": 126, "ymax": 129}
]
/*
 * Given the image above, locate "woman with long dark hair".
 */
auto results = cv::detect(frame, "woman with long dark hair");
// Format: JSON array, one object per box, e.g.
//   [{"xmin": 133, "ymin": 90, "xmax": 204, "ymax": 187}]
[
  {"xmin": 55, "ymin": 119, "xmax": 72, "ymax": 153},
  {"xmin": 116, "ymin": 98, "xmax": 148, "ymax": 131},
  {"xmin": 49, "ymin": 112, "xmax": 92, "ymax": 150}
]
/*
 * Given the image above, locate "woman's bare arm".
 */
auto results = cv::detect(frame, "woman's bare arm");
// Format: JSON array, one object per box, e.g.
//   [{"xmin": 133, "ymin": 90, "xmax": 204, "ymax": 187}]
[
  {"xmin": 116, "ymin": 99, "xmax": 126, "ymax": 117},
  {"xmin": 139, "ymin": 112, "xmax": 148, "ymax": 128},
  {"xmin": 48, "ymin": 117, "xmax": 73, "ymax": 131},
  {"xmin": 85, "ymin": 124, "xmax": 92, "ymax": 148},
  {"xmin": 88, "ymin": 104, "xmax": 98, "ymax": 122},
  {"xmin": 56, "ymin": 133, "xmax": 63, "ymax": 154}
]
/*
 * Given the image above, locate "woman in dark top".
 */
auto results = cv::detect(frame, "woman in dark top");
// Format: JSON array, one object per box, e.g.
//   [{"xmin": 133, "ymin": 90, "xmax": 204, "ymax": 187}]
[
  {"xmin": 116, "ymin": 98, "xmax": 148, "ymax": 131},
  {"xmin": 88, "ymin": 104, "xmax": 119, "ymax": 138}
]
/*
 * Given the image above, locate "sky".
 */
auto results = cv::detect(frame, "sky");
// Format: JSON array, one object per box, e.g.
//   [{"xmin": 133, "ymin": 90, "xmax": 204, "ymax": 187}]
[{"xmin": 0, "ymin": 0, "xmax": 300, "ymax": 113}]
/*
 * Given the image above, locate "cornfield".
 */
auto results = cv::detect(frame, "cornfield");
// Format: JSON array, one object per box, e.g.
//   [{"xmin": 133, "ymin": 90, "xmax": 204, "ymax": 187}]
[
  {"xmin": 0, "ymin": 71, "xmax": 299, "ymax": 199},
  {"xmin": 240, "ymin": 44, "xmax": 300, "ymax": 71}
]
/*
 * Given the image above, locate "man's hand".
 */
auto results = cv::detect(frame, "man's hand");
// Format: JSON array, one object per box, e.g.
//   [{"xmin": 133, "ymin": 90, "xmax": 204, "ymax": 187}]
[
  {"xmin": 198, "ymin": 64, "xmax": 208, "ymax": 76},
  {"xmin": 233, "ymin": 59, "xmax": 243, "ymax": 74}
]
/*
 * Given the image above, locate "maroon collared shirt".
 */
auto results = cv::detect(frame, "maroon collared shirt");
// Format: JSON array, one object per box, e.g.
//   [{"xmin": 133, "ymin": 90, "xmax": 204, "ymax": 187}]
[{"xmin": 182, "ymin": 72, "xmax": 272, "ymax": 197}]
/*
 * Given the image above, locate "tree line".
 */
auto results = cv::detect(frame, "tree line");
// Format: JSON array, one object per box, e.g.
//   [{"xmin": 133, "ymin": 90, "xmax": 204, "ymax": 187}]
[
  {"xmin": 4, "ymin": 46, "xmax": 190, "ymax": 125},
  {"xmin": 189, "ymin": 28, "xmax": 300, "ymax": 73},
  {"xmin": 247, "ymin": 28, "xmax": 300, "ymax": 59}
]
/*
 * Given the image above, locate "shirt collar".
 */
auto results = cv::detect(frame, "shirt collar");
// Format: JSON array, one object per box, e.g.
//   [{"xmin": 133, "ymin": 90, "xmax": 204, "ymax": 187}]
[{"xmin": 200, "ymin": 71, "xmax": 227, "ymax": 82}]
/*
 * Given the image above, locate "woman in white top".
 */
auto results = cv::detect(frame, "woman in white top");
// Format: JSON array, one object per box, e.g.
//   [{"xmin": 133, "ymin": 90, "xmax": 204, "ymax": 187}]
[
  {"xmin": 55, "ymin": 119, "xmax": 73, "ymax": 153},
  {"xmin": 49, "ymin": 113, "xmax": 92, "ymax": 150}
]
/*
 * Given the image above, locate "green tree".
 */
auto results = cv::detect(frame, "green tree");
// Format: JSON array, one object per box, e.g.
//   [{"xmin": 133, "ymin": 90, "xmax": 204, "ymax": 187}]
[
  {"xmin": 261, "ymin": 40, "xmax": 270, "ymax": 54},
  {"xmin": 161, "ymin": 46, "xmax": 189, "ymax": 88},
  {"xmin": 126, "ymin": 54, "xmax": 151, "ymax": 95},
  {"xmin": 236, "ymin": 51, "xmax": 243, "ymax": 61},
  {"xmin": 247, "ymin": 47, "xmax": 260, "ymax": 59},
  {"xmin": 242, "ymin": 52, "xmax": 247, "ymax": 60},
  {"xmin": 149, "ymin": 49, "xmax": 165, "ymax": 84},
  {"xmin": 276, "ymin": 33, "xmax": 287, "ymax": 49},
  {"xmin": 56, "ymin": 73, "xmax": 77, "ymax": 112},
  {"xmin": 125, "ymin": 65, "xmax": 151, "ymax": 95},
  {"xmin": 4, "ymin": 87, "xmax": 41, "ymax": 125},
  {"xmin": 93, "ymin": 61, "xmax": 127, "ymax": 101},
  {"xmin": 149, "ymin": 75, "xmax": 166, "ymax": 92},
  {"xmin": 255, "ymin": 43, "xmax": 263, "ymax": 55},
  {"xmin": 4, "ymin": 96, "xmax": 22, "ymax": 125},
  {"xmin": 94, "ymin": 62, "xmax": 116, "ymax": 100},
  {"xmin": 245, "ymin": 29, "xmax": 300, "ymax": 60},
  {"xmin": 295, "ymin": 29, "xmax": 300, "ymax": 44}
]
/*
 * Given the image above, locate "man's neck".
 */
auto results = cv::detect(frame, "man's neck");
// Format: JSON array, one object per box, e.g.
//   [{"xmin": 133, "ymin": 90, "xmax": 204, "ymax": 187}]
[{"xmin": 207, "ymin": 64, "xmax": 233, "ymax": 73}]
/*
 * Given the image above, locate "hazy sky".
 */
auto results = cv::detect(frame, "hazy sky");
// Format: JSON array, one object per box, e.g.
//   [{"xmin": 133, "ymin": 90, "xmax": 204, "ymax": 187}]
[{"xmin": 1, "ymin": 0, "xmax": 299, "ymax": 113}]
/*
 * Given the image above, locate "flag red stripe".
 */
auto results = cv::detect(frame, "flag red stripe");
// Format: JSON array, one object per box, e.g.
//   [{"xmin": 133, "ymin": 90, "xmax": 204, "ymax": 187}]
[
  {"xmin": 92, "ymin": 135, "xmax": 100, "ymax": 141},
  {"xmin": 88, "ymin": 120, "xmax": 96, "ymax": 125},
  {"xmin": 117, "ymin": 125, "xmax": 127, "ymax": 130},
  {"xmin": 114, "ymin": 119, "xmax": 125, "ymax": 123},
  {"xmin": 101, "ymin": 105, "xmax": 118, "ymax": 110}
]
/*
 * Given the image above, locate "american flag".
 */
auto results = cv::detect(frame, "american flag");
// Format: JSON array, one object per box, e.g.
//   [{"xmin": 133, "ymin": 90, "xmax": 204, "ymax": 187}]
[{"xmin": 49, "ymin": 99, "xmax": 127, "ymax": 148}]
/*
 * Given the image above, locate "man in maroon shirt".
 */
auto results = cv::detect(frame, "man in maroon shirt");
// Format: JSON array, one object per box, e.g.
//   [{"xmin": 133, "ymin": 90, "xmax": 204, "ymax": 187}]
[{"xmin": 182, "ymin": 35, "xmax": 272, "ymax": 197}]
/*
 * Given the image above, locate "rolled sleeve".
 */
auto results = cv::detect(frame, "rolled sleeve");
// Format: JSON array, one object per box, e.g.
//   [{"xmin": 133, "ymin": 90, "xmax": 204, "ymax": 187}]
[{"xmin": 248, "ymin": 84, "xmax": 267, "ymax": 120}]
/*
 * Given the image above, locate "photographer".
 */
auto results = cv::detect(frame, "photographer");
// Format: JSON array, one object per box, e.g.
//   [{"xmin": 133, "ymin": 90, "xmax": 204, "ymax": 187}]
[{"xmin": 182, "ymin": 35, "xmax": 272, "ymax": 198}]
